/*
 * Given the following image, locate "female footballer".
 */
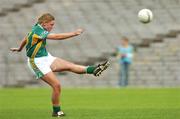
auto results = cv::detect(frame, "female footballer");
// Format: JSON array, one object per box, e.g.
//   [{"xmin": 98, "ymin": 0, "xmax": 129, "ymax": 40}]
[{"xmin": 10, "ymin": 13, "xmax": 109, "ymax": 117}]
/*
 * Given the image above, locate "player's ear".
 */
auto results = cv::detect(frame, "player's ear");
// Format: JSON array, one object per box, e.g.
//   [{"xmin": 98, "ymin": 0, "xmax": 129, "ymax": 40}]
[
  {"xmin": 41, "ymin": 22, "xmax": 47, "ymax": 28},
  {"xmin": 41, "ymin": 21, "xmax": 45, "ymax": 25}
]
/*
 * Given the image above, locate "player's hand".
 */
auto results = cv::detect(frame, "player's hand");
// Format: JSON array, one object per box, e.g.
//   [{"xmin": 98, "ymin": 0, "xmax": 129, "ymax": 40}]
[
  {"xmin": 10, "ymin": 48, "xmax": 21, "ymax": 52},
  {"xmin": 75, "ymin": 28, "xmax": 84, "ymax": 35}
]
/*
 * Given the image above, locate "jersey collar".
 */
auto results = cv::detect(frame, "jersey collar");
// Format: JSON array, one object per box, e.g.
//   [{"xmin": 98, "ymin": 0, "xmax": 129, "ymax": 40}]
[{"xmin": 37, "ymin": 23, "xmax": 44, "ymax": 30}]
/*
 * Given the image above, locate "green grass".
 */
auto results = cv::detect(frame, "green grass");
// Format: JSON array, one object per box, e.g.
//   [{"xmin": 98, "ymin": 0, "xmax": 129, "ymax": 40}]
[{"xmin": 0, "ymin": 88, "xmax": 180, "ymax": 119}]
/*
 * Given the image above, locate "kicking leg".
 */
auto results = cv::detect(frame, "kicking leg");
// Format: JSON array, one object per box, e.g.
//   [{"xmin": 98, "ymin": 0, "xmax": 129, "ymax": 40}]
[
  {"xmin": 50, "ymin": 58, "xmax": 86, "ymax": 74},
  {"xmin": 51, "ymin": 58, "xmax": 110, "ymax": 76}
]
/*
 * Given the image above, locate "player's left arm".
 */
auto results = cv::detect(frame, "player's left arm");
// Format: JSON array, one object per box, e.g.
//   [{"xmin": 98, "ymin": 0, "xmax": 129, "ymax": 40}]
[
  {"xmin": 10, "ymin": 36, "xmax": 27, "ymax": 52},
  {"xmin": 47, "ymin": 29, "xmax": 84, "ymax": 40}
]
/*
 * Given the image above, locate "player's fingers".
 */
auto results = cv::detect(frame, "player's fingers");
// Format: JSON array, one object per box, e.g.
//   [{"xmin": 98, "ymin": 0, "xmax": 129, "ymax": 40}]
[
  {"xmin": 10, "ymin": 48, "xmax": 17, "ymax": 52},
  {"xmin": 77, "ymin": 28, "xmax": 84, "ymax": 34},
  {"xmin": 81, "ymin": 29, "xmax": 84, "ymax": 34},
  {"xmin": 10, "ymin": 48, "xmax": 14, "ymax": 51}
]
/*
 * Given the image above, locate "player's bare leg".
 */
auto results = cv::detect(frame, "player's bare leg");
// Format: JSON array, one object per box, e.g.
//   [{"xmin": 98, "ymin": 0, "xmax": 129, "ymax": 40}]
[
  {"xmin": 50, "ymin": 58, "xmax": 86, "ymax": 74},
  {"xmin": 41, "ymin": 72, "xmax": 65, "ymax": 117},
  {"xmin": 50, "ymin": 58, "xmax": 110, "ymax": 76}
]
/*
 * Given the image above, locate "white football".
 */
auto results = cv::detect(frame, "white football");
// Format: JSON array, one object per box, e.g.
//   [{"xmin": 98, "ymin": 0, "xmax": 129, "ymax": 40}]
[{"xmin": 138, "ymin": 9, "xmax": 153, "ymax": 23}]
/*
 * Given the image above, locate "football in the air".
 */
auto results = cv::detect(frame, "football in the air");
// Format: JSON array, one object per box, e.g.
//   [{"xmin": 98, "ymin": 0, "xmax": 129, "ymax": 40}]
[{"xmin": 138, "ymin": 9, "xmax": 153, "ymax": 23}]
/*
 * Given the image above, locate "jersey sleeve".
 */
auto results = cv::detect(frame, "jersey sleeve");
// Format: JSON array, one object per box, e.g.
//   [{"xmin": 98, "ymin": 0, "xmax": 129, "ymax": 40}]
[
  {"xmin": 39, "ymin": 30, "xmax": 49, "ymax": 39},
  {"xmin": 34, "ymin": 28, "xmax": 49, "ymax": 40}
]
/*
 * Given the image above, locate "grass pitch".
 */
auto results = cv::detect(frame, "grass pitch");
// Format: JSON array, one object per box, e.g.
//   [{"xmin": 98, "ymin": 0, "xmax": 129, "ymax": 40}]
[{"xmin": 0, "ymin": 88, "xmax": 179, "ymax": 119}]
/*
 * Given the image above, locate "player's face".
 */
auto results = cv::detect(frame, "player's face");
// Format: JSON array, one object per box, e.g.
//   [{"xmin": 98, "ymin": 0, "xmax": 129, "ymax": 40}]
[{"xmin": 42, "ymin": 20, "xmax": 55, "ymax": 32}]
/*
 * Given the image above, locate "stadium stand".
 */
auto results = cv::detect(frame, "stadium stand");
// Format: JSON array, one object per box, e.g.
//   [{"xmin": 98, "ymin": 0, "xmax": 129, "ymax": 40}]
[{"xmin": 1, "ymin": 0, "xmax": 180, "ymax": 87}]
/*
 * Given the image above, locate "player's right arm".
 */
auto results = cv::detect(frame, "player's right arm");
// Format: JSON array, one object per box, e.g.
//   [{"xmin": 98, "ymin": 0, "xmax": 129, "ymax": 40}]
[
  {"xmin": 10, "ymin": 36, "xmax": 27, "ymax": 52},
  {"xmin": 47, "ymin": 29, "xmax": 83, "ymax": 40}
]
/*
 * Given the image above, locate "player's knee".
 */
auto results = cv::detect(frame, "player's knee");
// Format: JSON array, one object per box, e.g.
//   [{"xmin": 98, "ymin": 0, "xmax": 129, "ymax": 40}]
[
  {"xmin": 50, "ymin": 64, "xmax": 57, "ymax": 72},
  {"xmin": 53, "ymin": 83, "xmax": 61, "ymax": 91}
]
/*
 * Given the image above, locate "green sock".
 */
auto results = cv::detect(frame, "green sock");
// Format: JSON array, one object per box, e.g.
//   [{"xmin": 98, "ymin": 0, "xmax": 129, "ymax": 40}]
[
  {"xmin": 86, "ymin": 66, "xmax": 96, "ymax": 74},
  {"xmin": 53, "ymin": 106, "xmax": 61, "ymax": 113}
]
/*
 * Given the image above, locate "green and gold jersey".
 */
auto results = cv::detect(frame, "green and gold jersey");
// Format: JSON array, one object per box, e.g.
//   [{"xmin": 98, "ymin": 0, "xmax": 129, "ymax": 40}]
[{"xmin": 26, "ymin": 23, "xmax": 49, "ymax": 58}]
